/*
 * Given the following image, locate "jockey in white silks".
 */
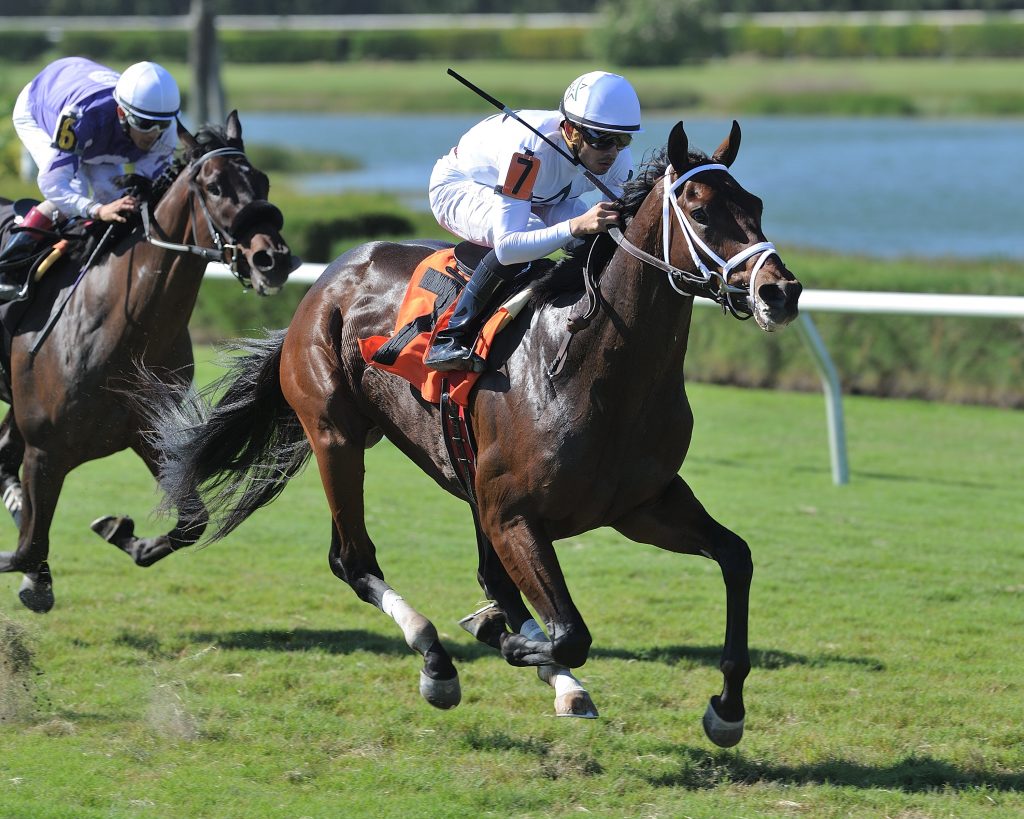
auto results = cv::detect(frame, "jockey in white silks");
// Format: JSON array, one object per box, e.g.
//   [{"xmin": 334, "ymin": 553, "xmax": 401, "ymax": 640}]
[{"xmin": 425, "ymin": 71, "xmax": 643, "ymax": 372}]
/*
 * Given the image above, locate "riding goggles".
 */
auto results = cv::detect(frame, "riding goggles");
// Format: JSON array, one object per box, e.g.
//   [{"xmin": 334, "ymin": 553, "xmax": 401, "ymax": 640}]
[
  {"xmin": 124, "ymin": 111, "xmax": 174, "ymax": 133},
  {"xmin": 579, "ymin": 126, "xmax": 632, "ymax": 151}
]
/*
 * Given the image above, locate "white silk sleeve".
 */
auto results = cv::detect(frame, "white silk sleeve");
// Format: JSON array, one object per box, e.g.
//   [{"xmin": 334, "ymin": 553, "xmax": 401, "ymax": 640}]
[
  {"xmin": 490, "ymin": 195, "xmax": 575, "ymax": 265},
  {"xmin": 37, "ymin": 162, "xmax": 97, "ymax": 219}
]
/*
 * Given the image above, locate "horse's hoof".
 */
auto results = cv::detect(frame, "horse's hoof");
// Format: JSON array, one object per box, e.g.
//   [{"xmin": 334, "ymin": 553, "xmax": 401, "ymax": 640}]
[
  {"xmin": 457, "ymin": 602, "xmax": 508, "ymax": 650},
  {"xmin": 91, "ymin": 515, "xmax": 135, "ymax": 545},
  {"xmin": 419, "ymin": 670, "xmax": 461, "ymax": 710},
  {"xmin": 19, "ymin": 565, "xmax": 54, "ymax": 614},
  {"xmin": 702, "ymin": 697, "xmax": 745, "ymax": 748},
  {"xmin": 554, "ymin": 690, "xmax": 599, "ymax": 719}
]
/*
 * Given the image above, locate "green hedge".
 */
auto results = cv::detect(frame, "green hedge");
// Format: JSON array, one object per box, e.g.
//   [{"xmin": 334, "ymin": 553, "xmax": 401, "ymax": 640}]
[
  {"xmin": 0, "ymin": 31, "xmax": 52, "ymax": 63},
  {"xmin": 727, "ymin": 20, "xmax": 1024, "ymax": 59},
  {"xmin": 4, "ymin": 21, "xmax": 1023, "ymax": 65}
]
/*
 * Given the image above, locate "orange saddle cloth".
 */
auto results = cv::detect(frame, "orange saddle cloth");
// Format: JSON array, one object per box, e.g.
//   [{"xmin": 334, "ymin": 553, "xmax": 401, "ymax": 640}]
[{"xmin": 357, "ymin": 248, "xmax": 514, "ymax": 407}]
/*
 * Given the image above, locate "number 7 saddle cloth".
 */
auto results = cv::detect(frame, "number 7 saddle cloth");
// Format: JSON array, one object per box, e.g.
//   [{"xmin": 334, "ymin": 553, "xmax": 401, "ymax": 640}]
[{"xmin": 357, "ymin": 245, "xmax": 530, "ymax": 408}]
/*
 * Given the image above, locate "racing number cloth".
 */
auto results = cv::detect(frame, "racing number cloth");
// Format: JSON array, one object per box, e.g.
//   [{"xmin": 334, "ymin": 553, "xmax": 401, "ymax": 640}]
[{"xmin": 357, "ymin": 248, "xmax": 512, "ymax": 407}]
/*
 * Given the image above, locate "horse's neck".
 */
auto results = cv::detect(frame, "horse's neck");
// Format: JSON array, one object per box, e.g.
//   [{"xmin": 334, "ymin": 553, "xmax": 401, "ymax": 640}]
[
  {"xmin": 101, "ymin": 171, "xmax": 207, "ymax": 321},
  {"xmin": 586, "ymin": 200, "xmax": 695, "ymax": 373},
  {"xmin": 153, "ymin": 171, "xmax": 202, "ymax": 249}
]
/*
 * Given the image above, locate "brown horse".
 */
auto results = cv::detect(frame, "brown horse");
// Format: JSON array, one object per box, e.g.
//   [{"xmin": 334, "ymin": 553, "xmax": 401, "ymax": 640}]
[
  {"xmin": 0, "ymin": 110, "xmax": 294, "ymax": 613},
  {"xmin": 144, "ymin": 122, "xmax": 800, "ymax": 746}
]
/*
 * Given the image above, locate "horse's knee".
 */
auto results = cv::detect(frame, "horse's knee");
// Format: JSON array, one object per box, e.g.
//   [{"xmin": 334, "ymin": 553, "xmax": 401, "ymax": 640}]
[
  {"xmin": 551, "ymin": 625, "xmax": 592, "ymax": 669},
  {"xmin": 713, "ymin": 530, "xmax": 752, "ymax": 583}
]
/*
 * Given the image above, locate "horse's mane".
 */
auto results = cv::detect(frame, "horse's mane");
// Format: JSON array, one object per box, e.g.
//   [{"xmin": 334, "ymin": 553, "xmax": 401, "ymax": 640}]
[
  {"xmin": 150, "ymin": 123, "xmax": 243, "ymax": 205},
  {"xmin": 530, "ymin": 145, "xmax": 709, "ymax": 305}
]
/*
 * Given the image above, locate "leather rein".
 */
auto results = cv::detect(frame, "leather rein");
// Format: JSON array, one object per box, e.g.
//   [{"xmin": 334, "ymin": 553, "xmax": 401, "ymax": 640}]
[
  {"xmin": 549, "ymin": 162, "xmax": 777, "ymax": 376},
  {"xmin": 609, "ymin": 162, "xmax": 776, "ymax": 320}
]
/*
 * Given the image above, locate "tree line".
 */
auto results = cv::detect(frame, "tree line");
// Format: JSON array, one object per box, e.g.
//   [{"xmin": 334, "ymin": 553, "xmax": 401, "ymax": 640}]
[{"xmin": 1, "ymin": 0, "xmax": 1021, "ymax": 15}]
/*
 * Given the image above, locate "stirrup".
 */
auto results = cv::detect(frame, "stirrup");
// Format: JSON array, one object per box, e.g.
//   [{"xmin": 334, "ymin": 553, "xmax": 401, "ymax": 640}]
[{"xmin": 424, "ymin": 343, "xmax": 485, "ymax": 373}]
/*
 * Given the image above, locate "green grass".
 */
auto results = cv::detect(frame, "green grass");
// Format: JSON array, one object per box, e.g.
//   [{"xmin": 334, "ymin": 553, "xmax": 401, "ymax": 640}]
[{"xmin": 0, "ymin": 349, "xmax": 1021, "ymax": 817}]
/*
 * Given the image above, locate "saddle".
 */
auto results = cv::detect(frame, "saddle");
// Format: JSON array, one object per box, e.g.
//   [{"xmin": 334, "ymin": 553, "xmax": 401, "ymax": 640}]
[
  {"xmin": 358, "ymin": 242, "xmax": 536, "ymax": 407},
  {"xmin": 0, "ymin": 199, "xmax": 109, "ymax": 397},
  {"xmin": 0, "ymin": 199, "xmax": 104, "ymax": 307}
]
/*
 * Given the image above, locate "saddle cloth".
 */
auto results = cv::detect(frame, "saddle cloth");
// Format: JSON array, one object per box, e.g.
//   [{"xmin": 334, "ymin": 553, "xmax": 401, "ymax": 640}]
[{"xmin": 358, "ymin": 247, "xmax": 524, "ymax": 407}]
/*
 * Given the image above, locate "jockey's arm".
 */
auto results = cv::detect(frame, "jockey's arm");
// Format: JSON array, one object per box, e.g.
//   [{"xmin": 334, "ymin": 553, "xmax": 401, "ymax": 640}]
[
  {"xmin": 37, "ymin": 158, "xmax": 99, "ymax": 220},
  {"xmin": 491, "ymin": 195, "xmax": 619, "ymax": 266}
]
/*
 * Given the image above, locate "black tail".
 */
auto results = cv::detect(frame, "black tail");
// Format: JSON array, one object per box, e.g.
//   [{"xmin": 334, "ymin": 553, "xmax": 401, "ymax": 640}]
[{"xmin": 144, "ymin": 330, "xmax": 311, "ymax": 542}]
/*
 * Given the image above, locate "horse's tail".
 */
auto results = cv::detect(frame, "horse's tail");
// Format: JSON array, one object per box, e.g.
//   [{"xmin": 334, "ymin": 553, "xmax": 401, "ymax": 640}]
[{"xmin": 144, "ymin": 330, "xmax": 311, "ymax": 542}]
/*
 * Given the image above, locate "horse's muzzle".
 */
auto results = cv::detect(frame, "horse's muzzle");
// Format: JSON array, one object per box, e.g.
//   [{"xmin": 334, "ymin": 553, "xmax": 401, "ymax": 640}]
[
  {"xmin": 242, "ymin": 234, "xmax": 294, "ymax": 295},
  {"xmin": 753, "ymin": 278, "xmax": 802, "ymax": 331}
]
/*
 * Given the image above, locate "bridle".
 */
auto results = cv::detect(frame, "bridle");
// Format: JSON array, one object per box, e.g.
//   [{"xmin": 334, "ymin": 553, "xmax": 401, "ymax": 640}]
[
  {"xmin": 140, "ymin": 146, "xmax": 282, "ymax": 288},
  {"xmin": 550, "ymin": 160, "xmax": 781, "ymax": 376},
  {"xmin": 608, "ymin": 162, "xmax": 777, "ymax": 319}
]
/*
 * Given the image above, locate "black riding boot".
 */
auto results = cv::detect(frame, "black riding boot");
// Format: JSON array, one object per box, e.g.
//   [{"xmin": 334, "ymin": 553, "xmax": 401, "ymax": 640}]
[
  {"xmin": 424, "ymin": 250, "xmax": 512, "ymax": 373},
  {"xmin": 0, "ymin": 206, "xmax": 53, "ymax": 301}
]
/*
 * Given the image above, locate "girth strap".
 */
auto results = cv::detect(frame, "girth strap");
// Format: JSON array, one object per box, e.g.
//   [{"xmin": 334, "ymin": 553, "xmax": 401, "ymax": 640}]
[{"xmin": 440, "ymin": 383, "xmax": 478, "ymax": 507}]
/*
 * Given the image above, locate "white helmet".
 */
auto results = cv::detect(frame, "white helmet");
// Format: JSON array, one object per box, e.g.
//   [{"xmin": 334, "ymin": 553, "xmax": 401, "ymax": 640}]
[
  {"xmin": 560, "ymin": 71, "xmax": 642, "ymax": 134},
  {"xmin": 114, "ymin": 62, "xmax": 180, "ymax": 124}
]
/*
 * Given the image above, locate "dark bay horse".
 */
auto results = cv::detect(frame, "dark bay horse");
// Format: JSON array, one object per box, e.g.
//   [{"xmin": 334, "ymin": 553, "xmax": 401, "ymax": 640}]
[
  {"xmin": 145, "ymin": 122, "xmax": 800, "ymax": 746},
  {"xmin": 0, "ymin": 110, "xmax": 294, "ymax": 613}
]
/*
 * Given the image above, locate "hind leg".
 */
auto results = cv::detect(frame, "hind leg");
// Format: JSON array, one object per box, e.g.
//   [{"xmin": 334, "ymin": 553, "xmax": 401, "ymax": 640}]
[
  {"xmin": 319, "ymin": 435, "xmax": 460, "ymax": 709},
  {"xmin": 613, "ymin": 475, "xmax": 751, "ymax": 748},
  {"xmin": 460, "ymin": 513, "xmax": 596, "ymax": 717},
  {"xmin": 91, "ymin": 437, "xmax": 208, "ymax": 567},
  {"xmin": 0, "ymin": 409, "xmax": 26, "ymax": 527}
]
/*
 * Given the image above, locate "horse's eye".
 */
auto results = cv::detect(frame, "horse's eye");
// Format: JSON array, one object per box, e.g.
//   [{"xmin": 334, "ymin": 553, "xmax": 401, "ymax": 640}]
[
  {"xmin": 207, "ymin": 183, "xmax": 222, "ymax": 197},
  {"xmin": 690, "ymin": 207, "xmax": 708, "ymax": 225}
]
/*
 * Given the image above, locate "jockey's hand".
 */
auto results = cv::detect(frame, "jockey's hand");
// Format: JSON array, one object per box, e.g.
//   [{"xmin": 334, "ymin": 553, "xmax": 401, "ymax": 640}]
[
  {"xmin": 569, "ymin": 201, "xmax": 621, "ymax": 237},
  {"xmin": 95, "ymin": 195, "xmax": 140, "ymax": 223}
]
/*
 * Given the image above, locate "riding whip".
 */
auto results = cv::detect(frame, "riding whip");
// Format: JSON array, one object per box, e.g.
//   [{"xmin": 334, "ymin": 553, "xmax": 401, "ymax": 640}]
[
  {"xmin": 446, "ymin": 68, "xmax": 620, "ymax": 202},
  {"xmin": 29, "ymin": 222, "xmax": 117, "ymax": 356}
]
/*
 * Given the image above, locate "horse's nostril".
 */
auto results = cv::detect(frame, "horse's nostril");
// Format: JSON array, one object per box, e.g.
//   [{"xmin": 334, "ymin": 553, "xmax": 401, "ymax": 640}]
[
  {"xmin": 758, "ymin": 280, "xmax": 802, "ymax": 309},
  {"xmin": 252, "ymin": 250, "xmax": 274, "ymax": 272}
]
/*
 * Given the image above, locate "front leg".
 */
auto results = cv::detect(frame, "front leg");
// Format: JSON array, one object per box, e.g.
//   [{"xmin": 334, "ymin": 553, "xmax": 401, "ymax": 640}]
[
  {"xmin": 478, "ymin": 511, "xmax": 592, "ymax": 671},
  {"xmin": 613, "ymin": 475, "xmax": 751, "ymax": 748},
  {"xmin": 0, "ymin": 445, "xmax": 67, "ymax": 613}
]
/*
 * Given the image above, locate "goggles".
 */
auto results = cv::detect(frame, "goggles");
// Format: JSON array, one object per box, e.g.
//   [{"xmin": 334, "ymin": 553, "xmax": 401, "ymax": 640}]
[
  {"xmin": 579, "ymin": 126, "xmax": 632, "ymax": 151},
  {"xmin": 124, "ymin": 111, "xmax": 174, "ymax": 134}
]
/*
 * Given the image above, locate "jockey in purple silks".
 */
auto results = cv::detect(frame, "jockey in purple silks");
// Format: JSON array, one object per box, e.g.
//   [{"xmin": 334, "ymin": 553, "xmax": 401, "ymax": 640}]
[{"xmin": 0, "ymin": 58, "xmax": 181, "ymax": 300}]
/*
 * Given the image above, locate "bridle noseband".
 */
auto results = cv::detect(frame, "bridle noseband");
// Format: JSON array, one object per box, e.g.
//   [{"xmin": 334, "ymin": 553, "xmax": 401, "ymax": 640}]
[
  {"xmin": 140, "ymin": 146, "xmax": 282, "ymax": 288},
  {"xmin": 609, "ymin": 162, "xmax": 777, "ymax": 319}
]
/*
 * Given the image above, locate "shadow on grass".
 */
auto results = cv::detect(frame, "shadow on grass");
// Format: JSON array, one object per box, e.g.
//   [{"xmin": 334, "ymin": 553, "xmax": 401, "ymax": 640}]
[
  {"xmin": 124, "ymin": 630, "xmax": 881, "ymax": 674},
  {"xmin": 645, "ymin": 745, "xmax": 1024, "ymax": 793},
  {"xmin": 158, "ymin": 628, "xmax": 497, "ymax": 661},
  {"xmin": 591, "ymin": 644, "xmax": 884, "ymax": 672}
]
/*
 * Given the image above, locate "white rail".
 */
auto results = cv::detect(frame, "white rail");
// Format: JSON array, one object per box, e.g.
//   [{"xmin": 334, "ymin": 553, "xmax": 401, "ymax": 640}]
[{"xmin": 209, "ymin": 263, "xmax": 1024, "ymax": 486}]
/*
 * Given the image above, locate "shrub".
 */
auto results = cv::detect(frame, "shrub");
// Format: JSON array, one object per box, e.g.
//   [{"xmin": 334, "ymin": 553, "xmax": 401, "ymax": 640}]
[{"xmin": 590, "ymin": 0, "xmax": 723, "ymax": 67}]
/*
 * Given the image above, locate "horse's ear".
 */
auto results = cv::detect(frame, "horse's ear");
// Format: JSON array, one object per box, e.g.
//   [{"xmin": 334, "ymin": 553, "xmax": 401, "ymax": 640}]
[
  {"xmin": 667, "ymin": 121, "xmax": 691, "ymax": 174},
  {"xmin": 225, "ymin": 110, "xmax": 242, "ymax": 144},
  {"xmin": 177, "ymin": 118, "xmax": 198, "ymax": 151},
  {"xmin": 712, "ymin": 120, "xmax": 742, "ymax": 168}
]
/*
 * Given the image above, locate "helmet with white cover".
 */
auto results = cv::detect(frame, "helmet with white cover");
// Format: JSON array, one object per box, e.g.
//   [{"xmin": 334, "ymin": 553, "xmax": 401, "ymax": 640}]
[
  {"xmin": 114, "ymin": 62, "xmax": 180, "ymax": 125},
  {"xmin": 560, "ymin": 71, "xmax": 642, "ymax": 134}
]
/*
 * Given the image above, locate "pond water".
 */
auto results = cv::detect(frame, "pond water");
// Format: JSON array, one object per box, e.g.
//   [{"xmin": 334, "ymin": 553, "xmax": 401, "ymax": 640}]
[{"xmin": 240, "ymin": 112, "xmax": 1024, "ymax": 261}]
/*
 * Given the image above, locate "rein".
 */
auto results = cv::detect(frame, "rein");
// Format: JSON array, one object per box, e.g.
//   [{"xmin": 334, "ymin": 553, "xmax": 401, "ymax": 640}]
[
  {"xmin": 608, "ymin": 162, "xmax": 776, "ymax": 319},
  {"xmin": 140, "ymin": 147, "xmax": 253, "ymax": 286},
  {"xmin": 550, "ymin": 162, "xmax": 777, "ymax": 376}
]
